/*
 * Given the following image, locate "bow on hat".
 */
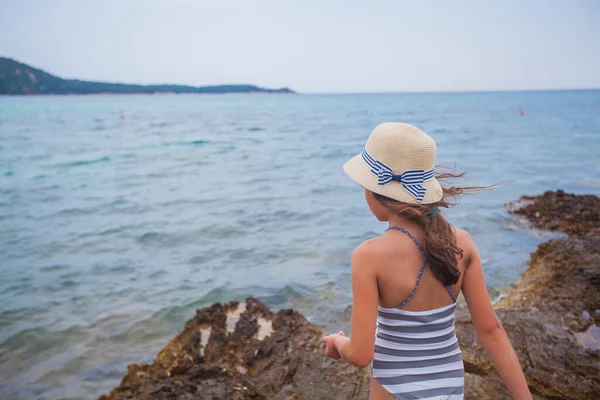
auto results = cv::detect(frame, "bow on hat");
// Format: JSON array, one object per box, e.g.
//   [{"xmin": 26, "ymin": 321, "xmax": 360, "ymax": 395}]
[{"xmin": 362, "ymin": 149, "xmax": 434, "ymax": 202}]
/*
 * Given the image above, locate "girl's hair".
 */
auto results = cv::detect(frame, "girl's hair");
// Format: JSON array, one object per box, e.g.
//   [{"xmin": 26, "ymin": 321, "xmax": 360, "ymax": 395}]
[{"xmin": 373, "ymin": 168, "xmax": 488, "ymax": 287}]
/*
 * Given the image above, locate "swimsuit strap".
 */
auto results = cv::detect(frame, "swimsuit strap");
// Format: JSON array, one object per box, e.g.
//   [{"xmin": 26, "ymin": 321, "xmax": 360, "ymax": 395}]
[
  {"xmin": 445, "ymin": 286, "xmax": 457, "ymax": 303},
  {"xmin": 387, "ymin": 226, "xmax": 456, "ymax": 307}
]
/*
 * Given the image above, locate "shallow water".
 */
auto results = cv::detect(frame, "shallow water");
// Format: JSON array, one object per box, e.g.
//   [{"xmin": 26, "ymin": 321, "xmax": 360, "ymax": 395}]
[{"xmin": 1, "ymin": 91, "xmax": 599, "ymax": 399}]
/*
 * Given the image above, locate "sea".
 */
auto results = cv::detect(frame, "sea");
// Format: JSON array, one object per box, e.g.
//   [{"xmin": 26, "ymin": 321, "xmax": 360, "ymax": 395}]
[{"xmin": 1, "ymin": 91, "xmax": 599, "ymax": 399}]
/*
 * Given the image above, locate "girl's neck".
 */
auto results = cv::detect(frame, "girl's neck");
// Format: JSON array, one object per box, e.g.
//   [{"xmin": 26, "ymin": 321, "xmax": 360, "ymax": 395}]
[{"xmin": 387, "ymin": 214, "xmax": 421, "ymax": 232}]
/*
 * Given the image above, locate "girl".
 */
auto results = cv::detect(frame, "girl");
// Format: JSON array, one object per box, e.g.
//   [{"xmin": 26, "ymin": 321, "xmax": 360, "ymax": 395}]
[{"xmin": 323, "ymin": 123, "xmax": 531, "ymax": 399}]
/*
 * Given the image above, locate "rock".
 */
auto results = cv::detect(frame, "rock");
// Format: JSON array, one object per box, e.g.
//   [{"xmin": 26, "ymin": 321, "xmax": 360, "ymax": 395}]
[
  {"xmin": 509, "ymin": 189, "xmax": 600, "ymax": 237},
  {"xmin": 457, "ymin": 190, "xmax": 600, "ymax": 399},
  {"xmin": 99, "ymin": 297, "xmax": 370, "ymax": 400}
]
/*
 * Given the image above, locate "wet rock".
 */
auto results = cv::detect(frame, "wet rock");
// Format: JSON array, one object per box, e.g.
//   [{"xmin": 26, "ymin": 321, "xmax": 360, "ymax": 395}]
[
  {"xmin": 99, "ymin": 299, "xmax": 370, "ymax": 400},
  {"xmin": 457, "ymin": 190, "xmax": 600, "ymax": 399},
  {"xmin": 510, "ymin": 189, "xmax": 600, "ymax": 237}
]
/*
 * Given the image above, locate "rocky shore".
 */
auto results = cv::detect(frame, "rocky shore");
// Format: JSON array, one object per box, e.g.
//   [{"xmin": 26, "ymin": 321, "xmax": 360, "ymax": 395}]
[
  {"xmin": 458, "ymin": 190, "xmax": 600, "ymax": 399},
  {"xmin": 100, "ymin": 190, "xmax": 599, "ymax": 400},
  {"xmin": 99, "ymin": 298, "xmax": 370, "ymax": 400}
]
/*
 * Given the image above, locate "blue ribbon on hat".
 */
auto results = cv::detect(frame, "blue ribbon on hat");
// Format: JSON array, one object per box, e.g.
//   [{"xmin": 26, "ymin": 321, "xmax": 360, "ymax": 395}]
[{"xmin": 361, "ymin": 149, "xmax": 434, "ymax": 202}]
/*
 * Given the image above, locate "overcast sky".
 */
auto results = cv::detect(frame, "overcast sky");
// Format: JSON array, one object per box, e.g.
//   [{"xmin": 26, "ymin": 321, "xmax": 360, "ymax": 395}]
[{"xmin": 1, "ymin": 0, "xmax": 599, "ymax": 93}]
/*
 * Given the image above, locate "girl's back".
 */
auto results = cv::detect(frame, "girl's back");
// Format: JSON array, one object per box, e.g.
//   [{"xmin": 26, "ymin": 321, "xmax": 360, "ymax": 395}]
[
  {"xmin": 366, "ymin": 223, "xmax": 470, "ymax": 399},
  {"xmin": 372, "ymin": 223, "xmax": 468, "ymax": 312}
]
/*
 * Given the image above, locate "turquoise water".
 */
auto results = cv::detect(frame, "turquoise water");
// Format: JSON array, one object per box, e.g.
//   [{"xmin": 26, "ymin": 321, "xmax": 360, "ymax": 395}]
[{"xmin": 1, "ymin": 91, "xmax": 599, "ymax": 399}]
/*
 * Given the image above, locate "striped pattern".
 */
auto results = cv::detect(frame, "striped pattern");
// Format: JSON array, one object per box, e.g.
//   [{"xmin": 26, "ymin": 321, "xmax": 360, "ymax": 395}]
[
  {"xmin": 361, "ymin": 149, "xmax": 434, "ymax": 201},
  {"xmin": 372, "ymin": 303, "xmax": 464, "ymax": 399},
  {"xmin": 372, "ymin": 226, "xmax": 464, "ymax": 399}
]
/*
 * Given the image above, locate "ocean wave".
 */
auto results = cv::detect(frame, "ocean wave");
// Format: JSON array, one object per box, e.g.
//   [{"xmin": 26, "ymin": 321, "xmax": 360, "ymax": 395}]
[
  {"xmin": 149, "ymin": 121, "xmax": 170, "ymax": 128},
  {"xmin": 148, "ymin": 269, "xmax": 168, "ymax": 279},
  {"xmin": 78, "ymin": 226, "xmax": 129, "ymax": 239},
  {"xmin": 55, "ymin": 207, "xmax": 96, "ymax": 216},
  {"xmin": 216, "ymin": 145, "xmax": 236, "ymax": 154},
  {"xmin": 55, "ymin": 156, "xmax": 110, "ymax": 168},
  {"xmin": 161, "ymin": 139, "xmax": 209, "ymax": 147},
  {"xmin": 91, "ymin": 263, "xmax": 137, "ymax": 275},
  {"xmin": 39, "ymin": 264, "xmax": 70, "ymax": 273},
  {"xmin": 136, "ymin": 231, "xmax": 188, "ymax": 247}
]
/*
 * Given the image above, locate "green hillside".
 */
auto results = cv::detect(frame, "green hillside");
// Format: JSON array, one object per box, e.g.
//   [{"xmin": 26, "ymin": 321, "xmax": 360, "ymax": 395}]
[{"xmin": 0, "ymin": 57, "xmax": 294, "ymax": 95}]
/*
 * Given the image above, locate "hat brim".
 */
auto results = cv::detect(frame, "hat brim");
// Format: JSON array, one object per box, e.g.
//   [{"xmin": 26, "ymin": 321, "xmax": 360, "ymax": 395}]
[{"xmin": 343, "ymin": 153, "xmax": 443, "ymax": 205}]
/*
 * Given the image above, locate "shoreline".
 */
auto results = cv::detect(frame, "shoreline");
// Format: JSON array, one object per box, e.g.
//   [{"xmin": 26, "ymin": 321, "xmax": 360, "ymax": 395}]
[
  {"xmin": 0, "ymin": 92, "xmax": 298, "ymax": 97},
  {"xmin": 458, "ymin": 190, "xmax": 600, "ymax": 399}
]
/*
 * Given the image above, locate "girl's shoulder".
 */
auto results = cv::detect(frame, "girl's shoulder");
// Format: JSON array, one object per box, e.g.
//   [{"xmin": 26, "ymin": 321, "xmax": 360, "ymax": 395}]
[
  {"xmin": 452, "ymin": 226, "xmax": 476, "ymax": 263},
  {"xmin": 352, "ymin": 232, "xmax": 415, "ymax": 264},
  {"xmin": 351, "ymin": 236, "xmax": 390, "ymax": 277},
  {"xmin": 452, "ymin": 226, "xmax": 471, "ymax": 242}
]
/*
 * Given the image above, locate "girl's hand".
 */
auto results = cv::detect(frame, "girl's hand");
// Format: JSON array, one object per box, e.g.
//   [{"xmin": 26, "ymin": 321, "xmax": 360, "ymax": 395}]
[{"xmin": 322, "ymin": 331, "xmax": 345, "ymax": 360}]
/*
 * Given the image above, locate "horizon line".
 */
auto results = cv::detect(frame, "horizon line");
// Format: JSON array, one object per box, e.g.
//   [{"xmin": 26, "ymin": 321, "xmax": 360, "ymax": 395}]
[
  {"xmin": 302, "ymin": 87, "xmax": 600, "ymax": 95},
  {"xmin": 2, "ymin": 87, "xmax": 599, "ymax": 97}
]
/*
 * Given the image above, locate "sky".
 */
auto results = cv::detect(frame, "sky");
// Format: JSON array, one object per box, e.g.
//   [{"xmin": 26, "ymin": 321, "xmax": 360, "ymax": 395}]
[{"xmin": 1, "ymin": 0, "xmax": 599, "ymax": 93}]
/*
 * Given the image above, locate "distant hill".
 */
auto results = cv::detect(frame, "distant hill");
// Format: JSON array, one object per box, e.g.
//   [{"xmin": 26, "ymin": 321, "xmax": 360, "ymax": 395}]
[{"xmin": 0, "ymin": 57, "xmax": 295, "ymax": 95}]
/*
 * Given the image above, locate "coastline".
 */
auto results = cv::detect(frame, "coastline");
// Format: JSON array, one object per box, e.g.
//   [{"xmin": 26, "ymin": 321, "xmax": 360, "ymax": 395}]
[
  {"xmin": 99, "ymin": 190, "xmax": 600, "ymax": 399},
  {"xmin": 0, "ymin": 92, "xmax": 297, "ymax": 97},
  {"xmin": 458, "ymin": 190, "xmax": 600, "ymax": 399}
]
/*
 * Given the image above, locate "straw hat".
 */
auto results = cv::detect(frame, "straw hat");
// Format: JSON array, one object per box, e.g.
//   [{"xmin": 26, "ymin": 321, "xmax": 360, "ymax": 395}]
[{"xmin": 343, "ymin": 123, "xmax": 443, "ymax": 204}]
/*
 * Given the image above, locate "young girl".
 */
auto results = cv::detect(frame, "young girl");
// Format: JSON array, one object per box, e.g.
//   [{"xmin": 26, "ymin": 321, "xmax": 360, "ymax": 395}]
[{"xmin": 323, "ymin": 123, "xmax": 531, "ymax": 399}]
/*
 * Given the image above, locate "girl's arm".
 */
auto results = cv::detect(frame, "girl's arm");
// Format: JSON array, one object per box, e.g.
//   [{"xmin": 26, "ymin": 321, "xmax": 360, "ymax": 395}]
[
  {"xmin": 461, "ymin": 232, "xmax": 532, "ymax": 400},
  {"xmin": 324, "ymin": 242, "xmax": 379, "ymax": 368}
]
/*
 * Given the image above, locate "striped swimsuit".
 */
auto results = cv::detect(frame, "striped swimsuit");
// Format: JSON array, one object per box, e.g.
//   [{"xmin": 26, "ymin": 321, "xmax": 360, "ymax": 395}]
[{"xmin": 371, "ymin": 227, "xmax": 464, "ymax": 400}]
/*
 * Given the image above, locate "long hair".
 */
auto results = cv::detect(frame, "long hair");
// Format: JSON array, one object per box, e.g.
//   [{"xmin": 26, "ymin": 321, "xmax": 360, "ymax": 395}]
[{"xmin": 373, "ymin": 168, "xmax": 489, "ymax": 287}]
